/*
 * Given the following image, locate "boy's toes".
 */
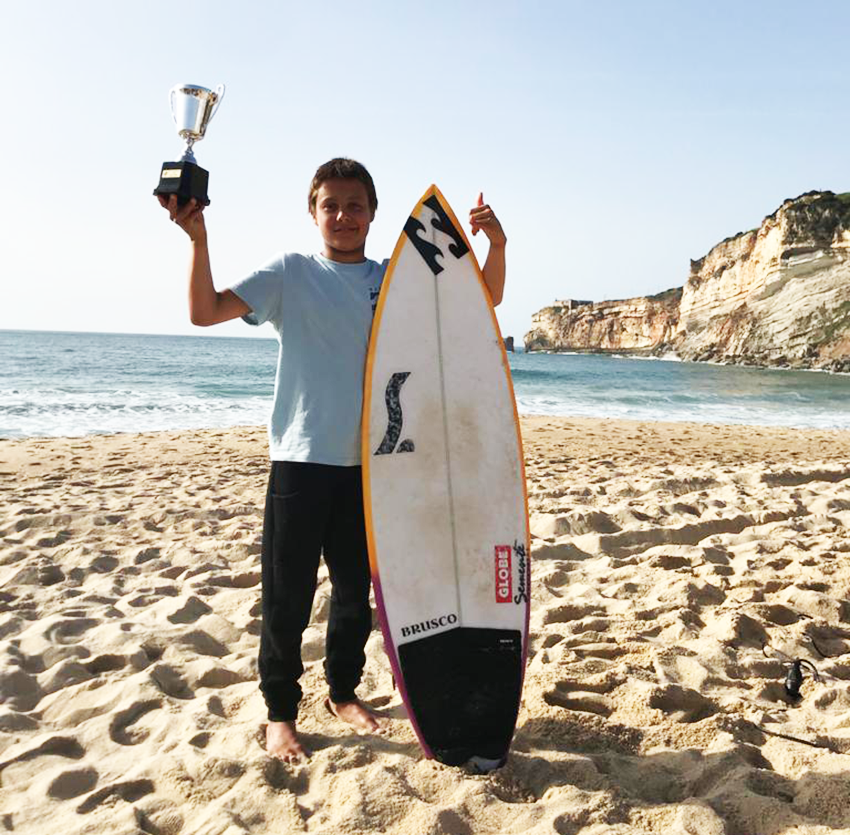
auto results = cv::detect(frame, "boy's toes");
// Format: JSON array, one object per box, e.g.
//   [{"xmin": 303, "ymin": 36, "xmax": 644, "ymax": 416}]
[
  {"xmin": 265, "ymin": 720, "xmax": 308, "ymax": 762},
  {"xmin": 325, "ymin": 698, "xmax": 384, "ymax": 735}
]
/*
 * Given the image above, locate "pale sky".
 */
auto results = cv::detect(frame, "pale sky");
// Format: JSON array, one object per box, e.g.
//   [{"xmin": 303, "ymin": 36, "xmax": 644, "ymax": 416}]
[{"xmin": 2, "ymin": 1, "xmax": 848, "ymax": 344}]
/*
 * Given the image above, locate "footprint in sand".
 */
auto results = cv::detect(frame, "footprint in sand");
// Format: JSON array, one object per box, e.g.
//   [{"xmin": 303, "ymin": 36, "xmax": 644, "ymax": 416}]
[
  {"xmin": 84, "ymin": 654, "xmax": 129, "ymax": 674},
  {"xmin": 8, "ymin": 561, "xmax": 65, "ymax": 587},
  {"xmin": 0, "ymin": 669, "xmax": 44, "ymax": 711},
  {"xmin": 189, "ymin": 731, "xmax": 211, "ymax": 748},
  {"xmin": 89, "ymin": 555, "xmax": 118, "ymax": 573},
  {"xmin": 158, "ymin": 565, "xmax": 188, "ymax": 580},
  {"xmin": 47, "ymin": 766, "xmax": 99, "ymax": 799},
  {"xmin": 38, "ymin": 659, "xmax": 94, "ymax": 695},
  {"xmin": 263, "ymin": 757, "xmax": 310, "ymax": 795},
  {"xmin": 46, "ymin": 617, "xmax": 99, "ymax": 646},
  {"xmin": 134, "ymin": 547, "xmax": 162, "ymax": 565},
  {"xmin": 167, "ymin": 596, "xmax": 212, "ymax": 624},
  {"xmin": 149, "ymin": 663, "xmax": 193, "ymax": 699},
  {"xmin": 0, "ymin": 734, "xmax": 85, "ymax": 772},
  {"xmin": 756, "ymin": 603, "xmax": 800, "ymax": 626},
  {"xmin": 127, "ymin": 585, "xmax": 180, "ymax": 607},
  {"xmin": 109, "ymin": 699, "xmax": 162, "ymax": 745},
  {"xmin": 544, "ymin": 675, "xmax": 619, "ymax": 716},
  {"xmin": 189, "ymin": 661, "xmax": 247, "ymax": 689},
  {"xmin": 571, "ymin": 642, "xmax": 627, "ymax": 660},
  {"xmin": 648, "ymin": 684, "xmax": 719, "ymax": 723},
  {"xmin": 204, "ymin": 570, "xmax": 261, "ymax": 589},
  {"xmin": 543, "ymin": 603, "xmax": 607, "ymax": 625},
  {"xmin": 76, "ymin": 779, "xmax": 155, "ymax": 814},
  {"xmin": 176, "ymin": 630, "xmax": 229, "ymax": 658}
]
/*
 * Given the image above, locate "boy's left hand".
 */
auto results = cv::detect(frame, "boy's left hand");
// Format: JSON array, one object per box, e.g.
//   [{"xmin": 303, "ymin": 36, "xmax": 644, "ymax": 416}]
[{"xmin": 469, "ymin": 193, "xmax": 506, "ymax": 247}]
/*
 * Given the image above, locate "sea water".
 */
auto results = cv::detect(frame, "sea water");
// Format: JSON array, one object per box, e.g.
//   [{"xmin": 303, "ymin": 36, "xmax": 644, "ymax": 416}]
[{"xmin": 1, "ymin": 330, "xmax": 848, "ymax": 439}]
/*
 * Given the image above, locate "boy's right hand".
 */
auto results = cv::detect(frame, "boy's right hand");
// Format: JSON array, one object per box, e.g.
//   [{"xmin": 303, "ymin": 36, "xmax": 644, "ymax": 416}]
[{"xmin": 158, "ymin": 194, "xmax": 207, "ymax": 243}]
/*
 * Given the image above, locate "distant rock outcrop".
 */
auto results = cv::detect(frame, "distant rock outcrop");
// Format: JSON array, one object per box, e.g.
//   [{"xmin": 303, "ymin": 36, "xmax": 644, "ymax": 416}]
[
  {"xmin": 525, "ymin": 291, "xmax": 681, "ymax": 355},
  {"xmin": 524, "ymin": 191, "xmax": 850, "ymax": 371}
]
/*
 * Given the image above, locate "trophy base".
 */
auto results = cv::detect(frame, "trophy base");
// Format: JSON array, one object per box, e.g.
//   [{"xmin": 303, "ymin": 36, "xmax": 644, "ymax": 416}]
[{"xmin": 153, "ymin": 160, "xmax": 210, "ymax": 207}]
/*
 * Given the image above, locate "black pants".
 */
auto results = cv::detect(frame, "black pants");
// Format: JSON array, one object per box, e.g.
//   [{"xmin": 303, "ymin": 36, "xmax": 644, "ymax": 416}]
[{"xmin": 258, "ymin": 461, "xmax": 373, "ymax": 722}]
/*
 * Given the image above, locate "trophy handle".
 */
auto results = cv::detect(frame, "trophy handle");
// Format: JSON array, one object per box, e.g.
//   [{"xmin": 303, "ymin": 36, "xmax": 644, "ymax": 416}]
[
  {"xmin": 169, "ymin": 86, "xmax": 178, "ymax": 127},
  {"xmin": 209, "ymin": 84, "xmax": 226, "ymax": 123}
]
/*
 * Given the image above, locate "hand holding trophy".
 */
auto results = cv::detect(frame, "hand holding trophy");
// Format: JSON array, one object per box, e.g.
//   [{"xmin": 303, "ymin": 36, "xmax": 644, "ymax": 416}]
[{"xmin": 153, "ymin": 83, "xmax": 225, "ymax": 207}]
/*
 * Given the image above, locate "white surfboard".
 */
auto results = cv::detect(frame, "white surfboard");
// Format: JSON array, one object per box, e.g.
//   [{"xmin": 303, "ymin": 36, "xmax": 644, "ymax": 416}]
[{"xmin": 362, "ymin": 185, "xmax": 530, "ymax": 770}]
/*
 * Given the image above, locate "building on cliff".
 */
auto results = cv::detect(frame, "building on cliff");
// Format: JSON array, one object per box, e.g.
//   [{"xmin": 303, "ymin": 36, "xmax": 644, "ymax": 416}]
[{"xmin": 524, "ymin": 191, "xmax": 850, "ymax": 372}]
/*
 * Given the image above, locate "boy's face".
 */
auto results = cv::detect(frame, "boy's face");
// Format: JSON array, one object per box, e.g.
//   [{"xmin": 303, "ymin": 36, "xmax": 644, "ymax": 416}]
[{"xmin": 312, "ymin": 178, "xmax": 374, "ymax": 262}]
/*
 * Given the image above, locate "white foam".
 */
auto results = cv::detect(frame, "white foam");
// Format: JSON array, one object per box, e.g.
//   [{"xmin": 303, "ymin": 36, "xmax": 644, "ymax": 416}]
[{"xmin": 0, "ymin": 388, "xmax": 271, "ymax": 438}]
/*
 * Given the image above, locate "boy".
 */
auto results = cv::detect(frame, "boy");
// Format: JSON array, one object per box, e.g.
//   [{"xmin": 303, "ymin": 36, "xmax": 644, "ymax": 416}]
[{"xmin": 160, "ymin": 158, "xmax": 507, "ymax": 763}]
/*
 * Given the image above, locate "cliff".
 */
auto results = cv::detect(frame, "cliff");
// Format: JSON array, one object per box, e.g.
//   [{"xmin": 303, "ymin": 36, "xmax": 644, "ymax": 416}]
[
  {"xmin": 525, "ymin": 191, "xmax": 850, "ymax": 371},
  {"xmin": 525, "ymin": 291, "xmax": 681, "ymax": 355}
]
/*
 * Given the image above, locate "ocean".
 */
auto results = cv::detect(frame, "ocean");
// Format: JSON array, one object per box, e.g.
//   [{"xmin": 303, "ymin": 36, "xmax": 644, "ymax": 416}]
[{"xmin": 1, "ymin": 329, "xmax": 849, "ymax": 439}]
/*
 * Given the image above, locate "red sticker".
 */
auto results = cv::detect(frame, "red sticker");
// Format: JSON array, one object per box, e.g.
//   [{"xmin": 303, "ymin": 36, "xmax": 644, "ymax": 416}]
[{"xmin": 495, "ymin": 545, "xmax": 513, "ymax": 603}]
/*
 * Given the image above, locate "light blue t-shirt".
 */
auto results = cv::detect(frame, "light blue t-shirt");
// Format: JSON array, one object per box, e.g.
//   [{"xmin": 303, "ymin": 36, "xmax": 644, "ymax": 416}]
[{"xmin": 230, "ymin": 253, "xmax": 386, "ymax": 465}]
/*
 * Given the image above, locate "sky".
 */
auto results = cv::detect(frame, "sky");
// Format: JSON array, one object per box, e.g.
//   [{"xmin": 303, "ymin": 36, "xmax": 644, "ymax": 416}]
[{"xmin": 2, "ymin": 1, "xmax": 849, "ymax": 345}]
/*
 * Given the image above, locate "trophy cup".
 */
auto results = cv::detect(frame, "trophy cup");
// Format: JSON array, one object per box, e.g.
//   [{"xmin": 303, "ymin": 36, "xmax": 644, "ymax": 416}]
[{"xmin": 153, "ymin": 83, "xmax": 225, "ymax": 207}]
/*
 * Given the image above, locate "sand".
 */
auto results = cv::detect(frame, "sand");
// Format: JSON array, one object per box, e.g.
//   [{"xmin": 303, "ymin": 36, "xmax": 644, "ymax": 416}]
[{"xmin": 1, "ymin": 417, "xmax": 849, "ymax": 835}]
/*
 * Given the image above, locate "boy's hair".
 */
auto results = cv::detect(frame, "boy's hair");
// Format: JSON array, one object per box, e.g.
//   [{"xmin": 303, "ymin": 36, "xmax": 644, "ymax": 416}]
[{"xmin": 308, "ymin": 158, "xmax": 378, "ymax": 216}]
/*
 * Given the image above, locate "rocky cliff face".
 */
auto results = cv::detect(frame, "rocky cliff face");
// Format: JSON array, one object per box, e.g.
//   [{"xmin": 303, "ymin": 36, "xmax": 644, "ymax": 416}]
[
  {"xmin": 525, "ymin": 191, "xmax": 850, "ymax": 371},
  {"xmin": 525, "ymin": 291, "xmax": 681, "ymax": 354}
]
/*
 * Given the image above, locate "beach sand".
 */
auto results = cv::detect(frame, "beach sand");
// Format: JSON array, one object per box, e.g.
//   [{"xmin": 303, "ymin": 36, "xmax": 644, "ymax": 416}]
[{"xmin": 1, "ymin": 417, "xmax": 849, "ymax": 834}]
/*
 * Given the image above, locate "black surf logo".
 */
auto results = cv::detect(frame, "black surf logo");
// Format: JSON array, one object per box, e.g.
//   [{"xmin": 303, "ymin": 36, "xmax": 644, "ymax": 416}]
[
  {"xmin": 375, "ymin": 372, "xmax": 415, "ymax": 455},
  {"xmin": 404, "ymin": 194, "xmax": 469, "ymax": 276}
]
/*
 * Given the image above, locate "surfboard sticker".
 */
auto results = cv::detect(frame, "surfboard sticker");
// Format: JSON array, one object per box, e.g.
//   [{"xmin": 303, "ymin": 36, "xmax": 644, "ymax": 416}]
[
  {"xmin": 362, "ymin": 185, "xmax": 530, "ymax": 769},
  {"xmin": 374, "ymin": 372, "xmax": 415, "ymax": 455}
]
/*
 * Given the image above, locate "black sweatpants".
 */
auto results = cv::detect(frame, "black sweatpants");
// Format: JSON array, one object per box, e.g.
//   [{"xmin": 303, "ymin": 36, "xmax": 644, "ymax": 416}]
[{"xmin": 258, "ymin": 461, "xmax": 373, "ymax": 722}]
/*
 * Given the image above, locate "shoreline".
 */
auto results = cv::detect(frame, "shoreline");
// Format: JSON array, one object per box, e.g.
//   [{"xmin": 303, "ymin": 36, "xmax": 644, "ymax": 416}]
[
  {"xmin": 1, "ymin": 419, "xmax": 849, "ymax": 833},
  {"xmin": 5, "ymin": 410, "xmax": 850, "ymax": 443},
  {"xmin": 522, "ymin": 347, "xmax": 850, "ymax": 375},
  {"xmin": 4, "ymin": 416, "xmax": 850, "ymax": 472}
]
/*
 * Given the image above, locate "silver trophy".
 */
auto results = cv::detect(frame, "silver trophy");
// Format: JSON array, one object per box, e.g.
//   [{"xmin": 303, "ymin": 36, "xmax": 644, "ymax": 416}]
[{"xmin": 153, "ymin": 83, "xmax": 225, "ymax": 206}]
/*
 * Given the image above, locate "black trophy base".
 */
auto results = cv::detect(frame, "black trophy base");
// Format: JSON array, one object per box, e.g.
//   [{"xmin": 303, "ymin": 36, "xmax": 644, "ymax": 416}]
[{"xmin": 153, "ymin": 160, "xmax": 210, "ymax": 207}]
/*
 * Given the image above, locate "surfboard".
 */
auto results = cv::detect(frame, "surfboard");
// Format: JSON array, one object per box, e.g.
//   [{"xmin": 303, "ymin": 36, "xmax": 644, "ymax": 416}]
[{"xmin": 362, "ymin": 185, "xmax": 530, "ymax": 771}]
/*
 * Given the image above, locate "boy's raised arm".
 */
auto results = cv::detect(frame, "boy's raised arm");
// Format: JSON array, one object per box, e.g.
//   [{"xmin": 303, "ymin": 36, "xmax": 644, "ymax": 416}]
[
  {"xmin": 159, "ymin": 196, "xmax": 250, "ymax": 326},
  {"xmin": 469, "ymin": 193, "xmax": 506, "ymax": 307}
]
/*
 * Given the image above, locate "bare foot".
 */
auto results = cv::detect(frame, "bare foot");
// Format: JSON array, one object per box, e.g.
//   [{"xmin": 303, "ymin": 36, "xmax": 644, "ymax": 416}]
[
  {"xmin": 325, "ymin": 698, "xmax": 385, "ymax": 735},
  {"xmin": 266, "ymin": 720, "xmax": 307, "ymax": 763}
]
